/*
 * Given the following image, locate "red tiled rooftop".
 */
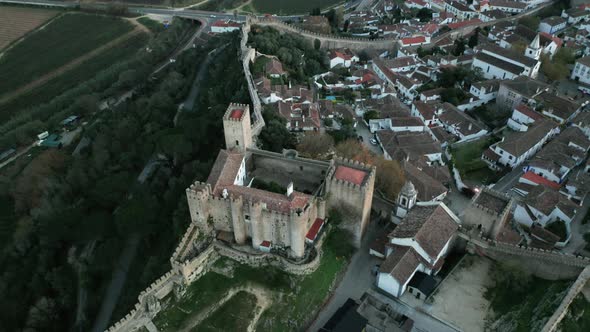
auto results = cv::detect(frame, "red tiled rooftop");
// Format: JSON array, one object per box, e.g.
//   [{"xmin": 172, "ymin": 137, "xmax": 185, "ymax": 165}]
[
  {"xmin": 229, "ymin": 109, "xmax": 244, "ymax": 119},
  {"xmin": 521, "ymin": 171, "xmax": 561, "ymax": 190},
  {"xmin": 260, "ymin": 240, "xmax": 271, "ymax": 248},
  {"xmin": 448, "ymin": 19, "xmax": 482, "ymax": 30},
  {"xmin": 401, "ymin": 36, "xmax": 426, "ymax": 45},
  {"xmin": 306, "ymin": 218, "xmax": 325, "ymax": 241},
  {"xmin": 515, "ymin": 104, "xmax": 543, "ymax": 120},
  {"xmin": 334, "ymin": 165, "xmax": 367, "ymax": 185}
]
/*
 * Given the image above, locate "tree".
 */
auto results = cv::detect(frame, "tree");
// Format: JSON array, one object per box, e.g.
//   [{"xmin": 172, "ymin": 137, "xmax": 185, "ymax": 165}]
[
  {"xmin": 541, "ymin": 54, "xmax": 568, "ymax": 81},
  {"xmin": 258, "ymin": 109, "xmax": 295, "ymax": 152},
  {"xmin": 314, "ymin": 38, "xmax": 321, "ymax": 50},
  {"xmin": 452, "ymin": 38, "xmax": 466, "ymax": 56},
  {"xmin": 296, "ymin": 132, "xmax": 334, "ymax": 159},
  {"xmin": 511, "ymin": 40, "xmax": 528, "ymax": 54},
  {"xmin": 468, "ymin": 29, "xmax": 479, "ymax": 48},
  {"xmin": 363, "ymin": 110, "xmax": 380, "ymax": 123},
  {"xmin": 518, "ymin": 16, "xmax": 540, "ymax": 30},
  {"xmin": 372, "ymin": 157, "xmax": 405, "ymax": 201},
  {"xmin": 335, "ymin": 139, "xmax": 374, "ymax": 164},
  {"xmin": 416, "ymin": 8, "xmax": 433, "ymax": 22}
]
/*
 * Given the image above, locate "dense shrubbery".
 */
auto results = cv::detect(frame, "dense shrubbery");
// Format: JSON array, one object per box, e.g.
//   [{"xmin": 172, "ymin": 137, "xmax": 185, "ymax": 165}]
[
  {"xmin": 248, "ymin": 26, "xmax": 329, "ymax": 82},
  {"xmin": 0, "ymin": 24, "xmax": 248, "ymax": 332}
]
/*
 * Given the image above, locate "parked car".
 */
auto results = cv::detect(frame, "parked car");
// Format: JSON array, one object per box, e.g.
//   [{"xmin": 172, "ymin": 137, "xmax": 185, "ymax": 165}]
[{"xmin": 370, "ymin": 138, "xmax": 378, "ymax": 145}]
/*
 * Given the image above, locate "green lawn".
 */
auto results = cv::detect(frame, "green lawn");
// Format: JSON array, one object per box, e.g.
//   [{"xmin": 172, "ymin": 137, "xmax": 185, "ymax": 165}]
[
  {"xmin": 154, "ymin": 230, "xmax": 347, "ymax": 332},
  {"xmin": 0, "ymin": 33, "xmax": 148, "ymax": 116},
  {"xmin": 195, "ymin": 291, "xmax": 258, "ymax": 331},
  {"xmin": 252, "ymin": 0, "xmax": 344, "ymax": 14},
  {"xmin": 0, "ymin": 13, "xmax": 134, "ymax": 95},
  {"xmin": 451, "ymin": 137, "xmax": 501, "ymax": 184}
]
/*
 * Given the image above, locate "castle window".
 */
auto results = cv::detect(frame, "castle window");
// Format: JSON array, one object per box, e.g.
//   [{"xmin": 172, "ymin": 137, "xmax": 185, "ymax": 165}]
[
  {"xmin": 245, "ymin": 215, "xmax": 250, "ymax": 220},
  {"xmin": 236, "ymin": 140, "xmax": 239, "ymax": 146},
  {"xmin": 401, "ymin": 197, "xmax": 407, "ymax": 206},
  {"xmin": 300, "ymin": 166, "xmax": 304, "ymax": 171}
]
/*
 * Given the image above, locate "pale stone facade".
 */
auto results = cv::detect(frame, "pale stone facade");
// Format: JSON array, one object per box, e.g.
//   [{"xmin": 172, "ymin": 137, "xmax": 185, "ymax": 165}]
[{"xmin": 186, "ymin": 104, "xmax": 376, "ymax": 258}]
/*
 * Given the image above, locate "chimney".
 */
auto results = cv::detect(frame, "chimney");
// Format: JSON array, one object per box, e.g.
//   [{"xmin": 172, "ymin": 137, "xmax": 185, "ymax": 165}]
[
  {"xmin": 287, "ymin": 182, "xmax": 294, "ymax": 197},
  {"xmin": 468, "ymin": 123, "xmax": 473, "ymax": 131},
  {"xmin": 289, "ymin": 80, "xmax": 292, "ymax": 89}
]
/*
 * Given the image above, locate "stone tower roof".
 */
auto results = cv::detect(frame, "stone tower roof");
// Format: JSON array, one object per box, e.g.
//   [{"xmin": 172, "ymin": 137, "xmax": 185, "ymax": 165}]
[{"xmin": 400, "ymin": 181, "xmax": 417, "ymax": 197}]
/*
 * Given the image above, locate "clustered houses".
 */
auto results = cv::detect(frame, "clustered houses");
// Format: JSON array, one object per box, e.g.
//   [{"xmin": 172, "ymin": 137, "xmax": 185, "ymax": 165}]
[
  {"xmin": 328, "ymin": 49, "xmax": 359, "ymax": 68},
  {"xmin": 482, "ymin": 118, "xmax": 558, "ymax": 169},
  {"xmin": 472, "ymin": 42, "xmax": 541, "ymax": 80},
  {"xmin": 571, "ymin": 56, "xmax": 590, "ymax": 88}
]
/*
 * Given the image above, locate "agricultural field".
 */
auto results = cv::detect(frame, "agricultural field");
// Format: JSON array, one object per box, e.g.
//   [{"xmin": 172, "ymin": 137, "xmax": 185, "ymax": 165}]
[
  {"xmin": 0, "ymin": 33, "xmax": 149, "ymax": 117},
  {"xmin": 251, "ymin": 0, "xmax": 345, "ymax": 14},
  {"xmin": 0, "ymin": 6, "xmax": 58, "ymax": 50},
  {"xmin": 0, "ymin": 13, "xmax": 134, "ymax": 97}
]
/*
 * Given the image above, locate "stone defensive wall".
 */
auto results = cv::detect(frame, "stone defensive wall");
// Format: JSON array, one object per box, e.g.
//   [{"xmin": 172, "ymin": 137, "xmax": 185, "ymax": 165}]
[
  {"xmin": 460, "ymin": 230, "xmax": 590, "ymax": 279},
  {"xmin": 541, "ymin": 265, "xmax": 590, "ymax": 332},
  {"xmin": 248, "ymin": 17, "xmax": 399, "ymax": 51},
  {"xmin": 105, "ymin": 222, "xmax": 327, "ymax": 331},
  {"xmin": 240, "ymin": 22, "xmax": 265, "ymax": 136}
]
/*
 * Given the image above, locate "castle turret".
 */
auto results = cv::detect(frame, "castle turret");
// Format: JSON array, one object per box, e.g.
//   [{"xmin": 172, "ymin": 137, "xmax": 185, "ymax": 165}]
[
  {"xmin": 230, "ymin": 195, "xmax": 247, "ymax": 244},
  {"xmin": 223, "ymin": 103, "xmax": 252, "ymax": 153},
  {"xmin": 289, "ymin": 208, "xmax": 307, "ymax": 258},
  {"xmin": 249, "ymin": 201, "xmax": 263, "ymax": 250}
]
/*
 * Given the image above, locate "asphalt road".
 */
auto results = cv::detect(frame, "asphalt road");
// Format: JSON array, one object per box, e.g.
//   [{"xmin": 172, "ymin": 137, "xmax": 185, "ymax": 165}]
[{"xmin": 307, "ymin": 216, "xmax": 381, "ymax": 331}]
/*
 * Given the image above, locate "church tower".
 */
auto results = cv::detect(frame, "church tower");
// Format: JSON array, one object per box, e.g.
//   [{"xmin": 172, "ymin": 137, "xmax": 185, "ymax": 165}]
[
  {"xmin": 525, "ymin": 34, "xmax": 542, "ymax": 60},
  {"xmin": 223, "ymin": 103, "xmax": 252, "ymax": 153},
  {"xmin": 395, "ymin": 181, "xmax": 417, "ymax": 218}
]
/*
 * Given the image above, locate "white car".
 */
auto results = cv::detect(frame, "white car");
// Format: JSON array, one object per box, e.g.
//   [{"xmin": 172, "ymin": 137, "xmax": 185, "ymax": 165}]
[{"xmin": 370, "ymin": 138, "xmax": 378, "ymax": 145}]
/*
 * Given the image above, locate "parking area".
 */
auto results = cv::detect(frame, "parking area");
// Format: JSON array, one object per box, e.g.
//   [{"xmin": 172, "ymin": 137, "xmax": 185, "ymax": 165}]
[
  {"xmin": 355, "ymin": 121, "xmax": 383, "ymax": 155},
  {"xmin": 428, "ymin": 255, "xmax": 493, "ymax": 332}
]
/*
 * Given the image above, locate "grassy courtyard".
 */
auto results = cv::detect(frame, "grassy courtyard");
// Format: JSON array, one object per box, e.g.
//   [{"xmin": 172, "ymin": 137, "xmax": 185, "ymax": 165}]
[
  {"xmin": 153, "ymin": 231, "xmax": 347, "ymax": 331},
  {"xmin": 451, "ymin": 137, "xmax": 501, "ymax": 184},
  {"xmin": 558, "ymin": 293, "xmax": 590, "ymax": 331},
  {"xmin": 196, "ymin": 291, "xmax": 258, "ymax": 332}
]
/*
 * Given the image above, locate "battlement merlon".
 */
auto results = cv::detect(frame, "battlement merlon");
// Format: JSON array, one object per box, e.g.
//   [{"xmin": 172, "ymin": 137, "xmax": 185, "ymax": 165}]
[{"xmin": 223, "ymin": 103, "xmax": 251, "ymax": 122}]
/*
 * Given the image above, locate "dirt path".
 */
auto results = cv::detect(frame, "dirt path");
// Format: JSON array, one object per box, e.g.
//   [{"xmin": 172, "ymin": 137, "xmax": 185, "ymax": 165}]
[
  {"xmin": 178, "ymin": 284, "xmax": 273, "ymax": 332},
  {"xmin": 0, "ymin": 23, "xmax": 147, "ymax": 106}
]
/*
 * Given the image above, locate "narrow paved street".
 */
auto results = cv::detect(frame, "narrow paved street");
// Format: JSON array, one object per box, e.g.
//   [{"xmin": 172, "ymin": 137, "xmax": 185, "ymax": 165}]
[{"xmin": 308, "ymin": 217, "xmax": 381, "ymax": 331}]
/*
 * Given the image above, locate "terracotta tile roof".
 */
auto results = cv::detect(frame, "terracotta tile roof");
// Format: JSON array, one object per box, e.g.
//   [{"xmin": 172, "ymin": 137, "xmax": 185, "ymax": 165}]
[
  {"xmin": 389, "ymin": 204, "xmax": 459, "ymax": 259},
  {"xmin": 227, "ymin": 185, "xmax": 310, "ymax": 214},
  {"xmin": 207, "ymin": 150, "xmax": 245, "ymax": 196},
  {"xmin": 403, "ymin": 162, "xmax": 448, "ymax": 202},
  {"xmin": 401, "ymin": 36, "xmax": 426, "ymax": 45},
  {"xmin": 379, "ymin": 245, "xmax": 422, "ymax": 285},
  {"xmin": 514, "ymin": 104, "xmax": 543, "ymax": 121},
  {"xmin": 260, "ymin": 240, "xmax": 271, "ymax": 248},
  {"xmin": 229, "ymin": 109, "xmax": 244, "ymax": 119},
  {"xmin": 334, "ymin": 166, "xmax": 367, "ymax": 185},
  {"xmin": 522, "ymin": 171, "xmax": 560, "ymax": 190},
  {"xmin": 483, "ymin": 148, "xmax": 500, "ymax": 162},
  {"xmin": 413, "ymin": 101, "xmax": 436, "ymax": 118},
  {"xmin": 474, "ymin": 190, "xmax": 509, "ymax": 214},
  {"xmin": 525, "ymin": 185, "xmax": 577, "ymax": 219},
  {"xmin": 265, "ymin": 58, "xmax": 285, "ymax": 76},
  {"xmin": 496, "ymin": 119, "xmax": 557, "ymax": 157},
  {"xmin": 377, "ymin": 130, "xmax": 441, "ymax": 161},
  {"xmin": 448, "ymin": 19, "xmax": 482, "ymax": 30},
  {"xmin": 306, "ymin": 218, "xmax": 325, "ymax": 241}
]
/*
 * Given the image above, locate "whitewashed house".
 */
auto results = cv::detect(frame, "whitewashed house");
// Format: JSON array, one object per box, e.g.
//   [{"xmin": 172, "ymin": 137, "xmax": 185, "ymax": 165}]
[
  {"xmin": 472, "ymin": 43, "xmax": 541, "ymax": 80},
  {"xmin": 514, "ymin": 186, "xmax": 577, "ymax": 227},
  {"xmin": 507, "ymin": 104, "xmax": 544, "ymax": 131},
  {"xmin": 538, "ymin": 16, "xmax": 567, "ymax": 34},
  {"xmin": 482, "ymin": 119, "xmax": 558, "ymax": 169},
  {"xmin": 376, "ymin": 204, "xmax": 459, "ymax": 298}
]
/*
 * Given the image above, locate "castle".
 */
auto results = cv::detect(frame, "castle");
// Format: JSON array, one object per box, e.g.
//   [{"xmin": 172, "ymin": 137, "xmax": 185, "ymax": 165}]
[{"xmin": 186, "ymin": 103, "xmax": 376, "ymax": 258}]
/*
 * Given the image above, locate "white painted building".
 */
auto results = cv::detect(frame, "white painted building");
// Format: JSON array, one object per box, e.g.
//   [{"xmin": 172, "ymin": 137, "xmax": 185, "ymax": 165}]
[
  {"xmin": 472, "ymin": 43, "xmax": 541, "ymax": 80},
  {"xmin": 376, "ymin": 203, "xmax": 459, "ymax": 298},
  {"xmin": 571, "ymin": 56, "xmax": 590, "ymax": 86},
  {"xmin": 538, "ymin": 16, "xmax": 567, "ymax": 35}
]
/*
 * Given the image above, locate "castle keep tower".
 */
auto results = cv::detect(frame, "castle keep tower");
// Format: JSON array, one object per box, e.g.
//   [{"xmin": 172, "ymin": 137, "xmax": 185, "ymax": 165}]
[{"xmin": 223, "ymin": 103, "xmax": 252, "ymax": 152}]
